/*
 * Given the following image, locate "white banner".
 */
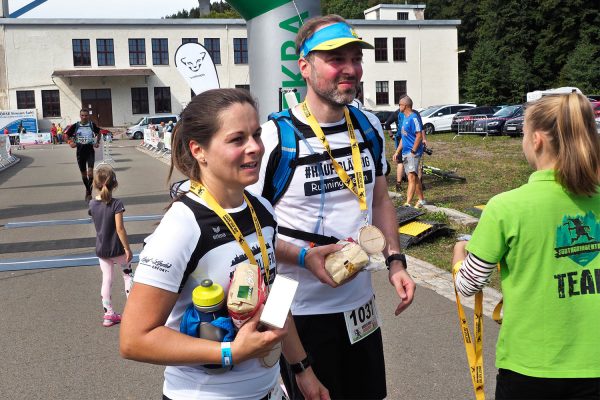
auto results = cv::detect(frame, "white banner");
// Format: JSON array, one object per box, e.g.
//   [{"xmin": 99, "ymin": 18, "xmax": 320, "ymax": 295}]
[
  {"xmin": 0, "ymin": 135, "xmax": 10, "ymax": 161},
  {"xmin": 143, "ymin": 128, "xmax": 161, "ymax": 148},
  {"xmin": 164, "ymin": 130, "xmax": 172, "ymax": 151},
  {"xmin": 19, "ymin": 132, "xmax": 51, "ymax": 144},
  {"xmin": 174, "ymin": 42, "xmax": 220, "ymax": 95}
]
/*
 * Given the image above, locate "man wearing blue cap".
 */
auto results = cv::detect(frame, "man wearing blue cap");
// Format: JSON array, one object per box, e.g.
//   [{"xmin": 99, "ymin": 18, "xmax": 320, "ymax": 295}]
[{"xmin": 249, "ymin": 15, "xmax": 415, "ymax": 399}]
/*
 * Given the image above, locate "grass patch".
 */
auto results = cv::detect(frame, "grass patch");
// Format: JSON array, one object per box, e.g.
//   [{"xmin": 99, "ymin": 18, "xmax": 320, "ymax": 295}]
[{"xmin": 388, "ymin": 133, "xmax": 532, "ymax": 289}]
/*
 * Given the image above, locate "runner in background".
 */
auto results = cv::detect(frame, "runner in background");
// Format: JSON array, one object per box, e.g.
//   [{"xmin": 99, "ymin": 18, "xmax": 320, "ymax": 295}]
[{"xmin": 64, "ymin": 109, "xmax": 101, "ymax": 202}]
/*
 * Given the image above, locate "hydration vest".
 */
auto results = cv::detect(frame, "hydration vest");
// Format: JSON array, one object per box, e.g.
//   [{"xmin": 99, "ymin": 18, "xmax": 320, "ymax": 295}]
[{"xmin": 266, "ymin": 105, "xmax": 384, "ymax": 205}]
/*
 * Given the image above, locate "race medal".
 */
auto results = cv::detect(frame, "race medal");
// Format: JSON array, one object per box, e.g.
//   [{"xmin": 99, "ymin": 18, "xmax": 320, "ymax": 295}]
[
  {"xmin": 260, "ymin": 342, "xmax": 282, "ymax": 368},
  {"xmin": 358, "ymin": 225, "xmax": 386, "ymax": 254}
]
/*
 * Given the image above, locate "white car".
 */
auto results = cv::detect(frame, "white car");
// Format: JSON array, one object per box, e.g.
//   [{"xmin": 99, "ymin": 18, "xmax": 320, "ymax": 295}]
[{"xmin": 420, "ymin": 104, "xmax": 476, "ymax": 134}]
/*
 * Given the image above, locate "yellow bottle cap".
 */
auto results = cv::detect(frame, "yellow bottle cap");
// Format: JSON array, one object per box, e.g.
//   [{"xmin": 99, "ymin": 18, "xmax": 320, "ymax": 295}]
[{"xmin": 192, "ymin": 279, "xmax": 225, "ymax": 308}]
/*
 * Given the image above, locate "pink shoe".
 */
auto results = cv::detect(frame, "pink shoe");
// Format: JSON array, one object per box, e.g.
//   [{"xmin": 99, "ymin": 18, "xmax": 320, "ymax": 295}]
[{"xmin": 103, "ymin": 312, "xmax": 122, "ymax": 327}]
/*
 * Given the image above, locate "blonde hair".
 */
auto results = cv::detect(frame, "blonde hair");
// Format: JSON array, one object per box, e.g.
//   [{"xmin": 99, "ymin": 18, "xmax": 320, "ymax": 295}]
[
  {"xmin": 93, "ymin": 165, "xmax": 118, "ymax": 204},
  {"xmin": 525, "ymin": 92, "xmax": 600, "ymax": 196}
]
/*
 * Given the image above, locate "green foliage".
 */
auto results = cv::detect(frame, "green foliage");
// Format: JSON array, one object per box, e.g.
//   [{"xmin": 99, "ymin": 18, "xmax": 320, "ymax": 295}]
[
  {"xmin": 322, "ymin": 0, "xmax": 369, "ymax": 19},
  {"xmin": 559, "ymin": 41, "xmax": 600, "ymax": 93},
  {"xmin": 166, "ymin": 1, "xmax": 241, "ymax": 19}
]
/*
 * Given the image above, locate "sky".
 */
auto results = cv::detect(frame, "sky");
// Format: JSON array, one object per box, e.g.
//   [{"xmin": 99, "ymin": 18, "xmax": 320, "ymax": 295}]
[{"xmin": 10, "ymin": 0, "xmax": 202, "ymax": 18}]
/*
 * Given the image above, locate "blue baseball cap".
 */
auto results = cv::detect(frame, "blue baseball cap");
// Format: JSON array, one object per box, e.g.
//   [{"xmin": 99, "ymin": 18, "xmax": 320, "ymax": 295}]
[{"xmin": 299, "ymin": 22, "xmax": 374, "ymax": 58}]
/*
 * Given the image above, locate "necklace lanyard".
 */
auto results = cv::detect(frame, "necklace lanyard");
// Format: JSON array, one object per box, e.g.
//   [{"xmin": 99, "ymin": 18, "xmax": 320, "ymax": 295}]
[
  {"xmin": 452, "ymin": 262, "xmax": 485, "ymax": 400},
  {"xmin": 189, "ymin": 181, "xmax": 270, "ymax": 285},
  {"xmin": 301, "ymin": 101, "xmax": 368, "ymax": 212}
]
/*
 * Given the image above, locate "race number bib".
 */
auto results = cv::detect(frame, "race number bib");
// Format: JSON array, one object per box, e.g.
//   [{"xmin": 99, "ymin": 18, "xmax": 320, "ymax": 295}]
[{"xmin": 344, "ymin": 296, "xmax": 381, "ymax": 344}]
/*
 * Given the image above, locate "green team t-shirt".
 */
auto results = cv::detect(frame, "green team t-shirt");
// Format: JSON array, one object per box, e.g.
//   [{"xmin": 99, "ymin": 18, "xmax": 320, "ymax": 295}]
[{"xmin": 467, "ymin": 169, "xmax": 600, "ymax": 378}]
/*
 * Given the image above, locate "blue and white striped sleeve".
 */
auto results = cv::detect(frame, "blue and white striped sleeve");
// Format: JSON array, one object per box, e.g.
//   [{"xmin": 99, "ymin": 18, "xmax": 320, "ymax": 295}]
[{"xmin": 454, "ymin": 253, "xmax": 496, "ymax": 296}]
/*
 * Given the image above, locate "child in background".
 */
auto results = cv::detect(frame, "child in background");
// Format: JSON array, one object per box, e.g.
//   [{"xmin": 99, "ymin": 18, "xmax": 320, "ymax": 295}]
[{"xmin": 89, "ymin": 165, "xmax": 133, "ymax": 327}]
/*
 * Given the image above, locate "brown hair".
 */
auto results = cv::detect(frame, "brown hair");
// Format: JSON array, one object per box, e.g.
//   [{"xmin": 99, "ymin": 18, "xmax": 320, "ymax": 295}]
[
  {"xmin": 93, "ymin": 165, "xmax": 118, "ymax": 204},
  {"xmin": 295, "ymin": 14, "xmax": 347, "ymax": 59},
  {"xmin": 525, "ymin": 92, "xmax": 600, "ymax": 196},
  {"xmin": 168, "ymin": 88, "xmax": 258, "ymax": 184}
]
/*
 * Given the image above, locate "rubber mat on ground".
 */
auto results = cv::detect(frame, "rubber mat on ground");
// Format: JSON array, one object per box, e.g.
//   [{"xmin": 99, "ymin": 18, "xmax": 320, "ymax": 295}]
[
  {"xmin": 399, "ymin": 221, "xmax": 455, "ymax": 249},
  {"xmin": 396, "ymin": 206, "xmax": 426, "ymax": 225},
  {"xmin": 467, "ymin": 204, "xmax": 486, "ymax": 217}
]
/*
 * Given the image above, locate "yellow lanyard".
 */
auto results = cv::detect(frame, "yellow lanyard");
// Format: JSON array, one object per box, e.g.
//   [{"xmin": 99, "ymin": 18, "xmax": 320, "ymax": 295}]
[
  {"xmin": 189, "ymin": 181, "xmax": 270, "ymax": 285},
  {"xmin": 452, "ymin": 261, "xmax": 485, "ymax": 400},
  {"xmin": 301, "ymin": 101, "xmax": 367, "ymax": 212}
]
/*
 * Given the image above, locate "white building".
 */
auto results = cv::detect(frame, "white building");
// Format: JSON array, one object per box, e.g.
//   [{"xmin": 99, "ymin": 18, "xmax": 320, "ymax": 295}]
[{"xmin": 0, "ymin": 4, "xmax": 459, "ymax": 129}]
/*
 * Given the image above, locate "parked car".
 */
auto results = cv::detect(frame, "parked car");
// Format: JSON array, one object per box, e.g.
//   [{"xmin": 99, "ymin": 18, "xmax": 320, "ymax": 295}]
[
  {"xmin": 473, "ymin": 105, "xmax": 524, "ymax": 136},
  {"xmin": 125, "ymin": 114, "xmax": 179, "ymax": 140},
  {"xmin": 420, "ymin": 104, "xmax": 476, "ymax": 134},
  {"xmin": 596, "ymin": 117, "xmax": 600, "ymax": 134},
  {"xmin": 365, "ymin": 110, "xmax": 396, "ymax": 126},
  {"xmin": 590, "ymin": 101, "xmax": 600, "ymax": 118},
  {"xmin": 502, "ymin": 116, "xmax": 524, "ymax": 137},
  {"xmin": 450, "ymin": 106, "xmax": 501, "ymax": 133}
]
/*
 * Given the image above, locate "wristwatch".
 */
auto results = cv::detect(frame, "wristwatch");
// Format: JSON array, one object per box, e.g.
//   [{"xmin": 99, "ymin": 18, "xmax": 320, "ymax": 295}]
[
  {"xmin": 385, "ymin": 253, "xmax": 407, "ymax": 270},
  {"xmin": 410, "ymin": 149, "xmax": 416, "ymax": 155},
  {"xmin": 290, "ymin": 355, "xmax": 312, "ymax": 374}
]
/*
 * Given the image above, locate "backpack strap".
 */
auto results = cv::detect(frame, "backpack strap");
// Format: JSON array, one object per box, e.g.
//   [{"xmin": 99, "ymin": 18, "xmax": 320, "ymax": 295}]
[
  {"xmin": 268, "ymin": 110, "xmax": 298, "ymax": 206},
  {"xmin": 347, "ymin": 105, "xmax": 383, "ymax": 172}
]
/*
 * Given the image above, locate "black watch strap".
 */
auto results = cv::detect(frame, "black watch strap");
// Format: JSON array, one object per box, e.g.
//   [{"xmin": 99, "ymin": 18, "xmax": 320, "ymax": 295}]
[
  {"xmin": 290, "ymin": 355, "xmax": 312, "ymax": 374},
  {"xmin": 386, "ymin": 253, "xmax": 407, "ymax": 269}
]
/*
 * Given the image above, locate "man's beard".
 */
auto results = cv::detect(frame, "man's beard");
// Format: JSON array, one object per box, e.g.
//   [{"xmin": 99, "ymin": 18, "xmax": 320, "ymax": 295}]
[{"xmin": 310, "ymin": 70, "xmax": 357, "ymax": 106}]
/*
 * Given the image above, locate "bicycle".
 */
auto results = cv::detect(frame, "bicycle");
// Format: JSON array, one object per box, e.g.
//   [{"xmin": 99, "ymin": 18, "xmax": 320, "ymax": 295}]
[{"xmin": 420, "ymin": 146, "xmax": 467, "ymax": 184}]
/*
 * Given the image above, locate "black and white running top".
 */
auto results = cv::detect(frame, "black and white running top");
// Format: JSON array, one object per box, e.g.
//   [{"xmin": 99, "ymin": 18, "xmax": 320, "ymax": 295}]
[{"xmin": 134, "ymin": 191, "xmax": 278, "ymax": 400}]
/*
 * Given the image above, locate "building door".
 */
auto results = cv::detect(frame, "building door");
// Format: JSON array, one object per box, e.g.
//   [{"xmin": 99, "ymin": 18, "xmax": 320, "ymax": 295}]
[{"xmin": 81, "ymin": 89, "xmax": 113, "ymax": 127}]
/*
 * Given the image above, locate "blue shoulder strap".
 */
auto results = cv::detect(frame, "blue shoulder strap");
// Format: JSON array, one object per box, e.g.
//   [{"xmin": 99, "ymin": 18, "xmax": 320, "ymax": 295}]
[{"xmin": 268, "ymin": 110, "xmax": 297, "ymax": 205}]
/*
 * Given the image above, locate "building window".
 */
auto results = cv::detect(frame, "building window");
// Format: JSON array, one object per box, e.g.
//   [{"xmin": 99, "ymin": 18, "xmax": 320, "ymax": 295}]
[
  {"xmin": 42, "ymin": 90, "xmax": 61, "ymax": 117},
  {"xmin": 235, "ymin": 84, "xmax": 250, "ymax": 92},
  {"xmin": 375, "ymin": 81, "xmax": 389, "ymax": 105},
  {"xmin": 154, "ymin": 87, "xmax": 171, "ymax": 113},
  {"xmin": 72, "ymin": 39, "xmax": 91, "ymax": 66},
  {"xmin": 397, "ymin": 12, "xmax": 409, "ymax": 20},
  {"xmin": 204, "ymin": 38, "xmax": 221, "ymax": 64},
  {"xmin": 374, "ymin": 38, "xmax": 387, "ymax": 62},
  {"xmin": 131, "ymin": 88, "xmax": 149, "ymax": 114},
  {"xmin": 16, "ymin": 90, "xmax": 35, "ymax": 109},
  {"xmin": 393, "ymin": 38, "xmax": 406, "ymax": 62},
  {"xmin": 96, "ymin": 39, "xmax": 115, "ymax": 66},
  {"xmin": 394, "ymin": 81, "xmax": 407, "ymax": 105},
  {"xmin": 152, "ymin": 38, "xmax": 169, "ymax": 65},
  {"xmin": 182, "ymin": 38, "xmax": 198, "ymax": 44},
  {"xmin": 233, "ymin": 38, "xmax": 248, "ymax": 64},
  {"xmin": 129, "ymin": 39, "xmax": 146, "ymax": 65}
]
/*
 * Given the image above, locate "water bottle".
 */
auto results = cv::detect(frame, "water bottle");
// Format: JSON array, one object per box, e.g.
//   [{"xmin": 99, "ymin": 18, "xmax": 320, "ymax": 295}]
[
  {"xmin": 193, "ymin": 279, "xmax": 227, "ymax": 342},
  {"xmin": 192, "ymin": 279, "xmax": 232, "ymax": 373}
]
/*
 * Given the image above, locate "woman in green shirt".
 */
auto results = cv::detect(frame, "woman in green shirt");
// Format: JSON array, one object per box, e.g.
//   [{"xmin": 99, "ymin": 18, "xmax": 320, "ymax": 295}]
[{"xmin": 453, "ymin": 92, "xmax": 600, "ymax": 399}]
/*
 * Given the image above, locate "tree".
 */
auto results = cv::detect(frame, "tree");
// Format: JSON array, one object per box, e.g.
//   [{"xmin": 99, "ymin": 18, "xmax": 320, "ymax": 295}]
[
  {"xmin": 463, "ymin": 40, "xmax": 501, "ymax": 105},
  {"xmin": 559, "ymin": 41, "xmax": 600, "ymax": 94}
]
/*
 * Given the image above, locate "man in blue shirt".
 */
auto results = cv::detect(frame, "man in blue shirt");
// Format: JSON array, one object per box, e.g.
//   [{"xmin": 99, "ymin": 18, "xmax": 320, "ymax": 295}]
[{"xmin": 393, "ymin": 95, "xmax": 426, "ymax": 207}]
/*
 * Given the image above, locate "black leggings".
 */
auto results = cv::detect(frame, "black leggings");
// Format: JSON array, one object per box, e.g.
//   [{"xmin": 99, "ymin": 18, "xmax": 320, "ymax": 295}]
[
  {"xmin": 496, "ymin": 369, "xmax": 600, "ymax": 400},
  {"xmin": 76, "ymin": 144, "xmax": 95, "ymax": 172}
]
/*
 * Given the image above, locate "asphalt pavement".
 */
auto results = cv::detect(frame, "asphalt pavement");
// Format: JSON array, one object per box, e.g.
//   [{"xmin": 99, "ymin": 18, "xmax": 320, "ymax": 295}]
[{"xmin": 0, "ymin": 141, "xmax": 499, "ymax": 399}]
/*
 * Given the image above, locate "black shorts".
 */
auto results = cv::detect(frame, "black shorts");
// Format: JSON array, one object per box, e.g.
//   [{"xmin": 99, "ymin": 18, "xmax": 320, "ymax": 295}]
[
  {"xmin": 496, "ymin": 369, "xmax": 600, "ymax": 400},
  {"xmin": 281, "ymin": 311, "xmax": 386, "ymax": 400},
  {"xmin": 76, "ymin": 144, "xmax": 95, "ymax": 172}
]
